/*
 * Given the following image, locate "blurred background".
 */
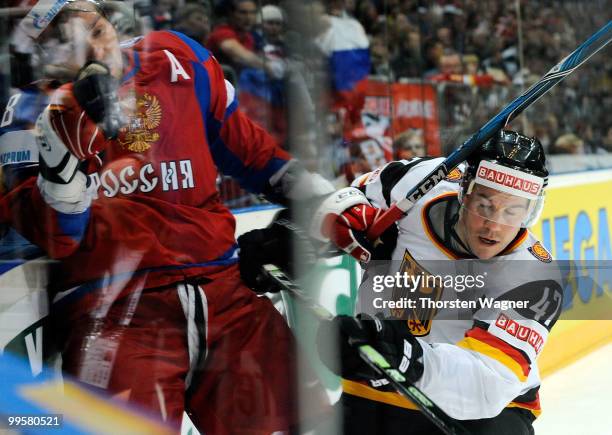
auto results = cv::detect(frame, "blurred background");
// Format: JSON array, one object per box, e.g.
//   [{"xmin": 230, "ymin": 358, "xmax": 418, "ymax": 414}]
[
  {"xmin": 0, "ymin": 1, "xmax": 610, "ymax": 434},
  {"xmin": 2, "ymin": 0, "xmax": 610, "ymax": 208}
]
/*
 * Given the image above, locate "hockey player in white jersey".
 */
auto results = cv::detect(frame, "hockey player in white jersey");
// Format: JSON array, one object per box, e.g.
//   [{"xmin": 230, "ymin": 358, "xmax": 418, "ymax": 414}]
[{"xmin": 314, "ymin": 130, "xmax": 565, "ymax": 434}]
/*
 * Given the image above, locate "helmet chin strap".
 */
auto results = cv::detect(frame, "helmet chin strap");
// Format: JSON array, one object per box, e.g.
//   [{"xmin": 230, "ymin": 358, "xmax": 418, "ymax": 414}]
[{"xmin": 450, "ymin": 207, "xmax": 476, "ymax": 256}]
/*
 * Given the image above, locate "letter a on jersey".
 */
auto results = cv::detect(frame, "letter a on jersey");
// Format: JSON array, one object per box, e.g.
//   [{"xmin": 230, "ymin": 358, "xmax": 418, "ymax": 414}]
[{"xmin": 163, "ymin": 50, "xmax": 191, "ymax": 82}]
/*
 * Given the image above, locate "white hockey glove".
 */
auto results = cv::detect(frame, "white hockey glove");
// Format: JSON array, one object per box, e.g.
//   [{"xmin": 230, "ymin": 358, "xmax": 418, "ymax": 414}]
[
  {"xmin": 36, "ymin": 62, "xmax": 119, "ymax": 184},
  {"xmin": 311, "ymin": 187, "xmax": 397, "ymax": 263},
  {"xmin": 36, "ymin": 62, "xmax": 121, "ymax": 207}
]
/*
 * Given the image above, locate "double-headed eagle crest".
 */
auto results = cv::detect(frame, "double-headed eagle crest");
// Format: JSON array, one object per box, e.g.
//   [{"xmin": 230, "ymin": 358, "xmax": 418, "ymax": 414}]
[{"xmin": 119, "ymin": 92, "xmax": 162, "ymax": 152}]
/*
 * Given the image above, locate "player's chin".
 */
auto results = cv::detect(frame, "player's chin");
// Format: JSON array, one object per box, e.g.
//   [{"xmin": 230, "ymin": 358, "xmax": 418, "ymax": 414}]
[{"xmin": 472, "ymin": 238, "xmax": 502, "ymax": 259}]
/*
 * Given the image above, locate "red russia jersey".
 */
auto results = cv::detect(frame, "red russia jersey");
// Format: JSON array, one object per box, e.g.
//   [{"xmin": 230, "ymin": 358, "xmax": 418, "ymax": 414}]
[{"xmin": 2, "ymin": 31, "xmax": 290, "ymax": 296}]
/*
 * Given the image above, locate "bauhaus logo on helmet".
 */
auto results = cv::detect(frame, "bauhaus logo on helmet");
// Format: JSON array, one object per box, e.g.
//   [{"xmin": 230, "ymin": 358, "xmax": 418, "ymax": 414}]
[{"xmin": 475, "ymin": 160, "xmax": 543, "ymax": 199}]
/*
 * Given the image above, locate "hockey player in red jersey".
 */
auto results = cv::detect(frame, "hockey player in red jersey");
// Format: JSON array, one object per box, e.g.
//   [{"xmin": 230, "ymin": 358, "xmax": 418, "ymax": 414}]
[
  {"xmin": 313, "ymin": 130, "xmax": 565, "ymax": 434},
  {"xmin": 0, "ymin": 1, "xmax": 332, "ymax": 433}
]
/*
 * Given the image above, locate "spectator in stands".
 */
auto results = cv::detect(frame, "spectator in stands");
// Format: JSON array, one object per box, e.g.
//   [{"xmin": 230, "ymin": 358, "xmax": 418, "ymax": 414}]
[
  {"xmin": 151, "ymin": 0, "xmax": 176, "ymax": 30},
  {"xmin": 435, "ymin": 25, "xmax": 454, "ymax": 50},
  {"xmin": 602, "ymin": 126, "xmax": 612, "ymax": 151},
  {"xmin": 369, "ymin": 33, "xmax": 393, "ymax": 79},
  {"xmin": 462, "ymin": 53, "xmax": 480, "ymax": 75},
  {"xmin": 208, "ymin": 0, "xmax": 282, "ymax": 78},
  {"xmin": 392, "ymin": 129, "xmax": 426, "ymax": 160},
  {"xmin": 391, "ymin": 28, "xmax": 424, "ymax": 79},
  {"xmin": 426, "ymin": 48, "xmax": 462, "ymax": 79},
  {"xmin": 238, "ymin": 4, "xmax": 288, "ymax": 146},
  {"xmin": 102, "ymin": 1, "xmax": 145, "ymax": 40},
  {"xmin": 551, "ymin": 133, "xmax": 585, "ymax": 155},
  {"xmin": 355, "ymin": 0, "xmax": 379, "ymax": 35},
  {"xmin": 439, "ymin": 50, "xmax": 463, "ymax": 75},
  {"xmin": 259, "ymin": 4, "xmax": 285, "ymax": 50},
  {"xmin": 173, "ymin": 3, "xmax": 211, "ymax": 45},
  {"xmin": 533, "ymin": 113, "xmax": 560, "ymax": 153},
  {"xmin": 422, "ymin": 37, "xmax": 444, "ymax": 76}
]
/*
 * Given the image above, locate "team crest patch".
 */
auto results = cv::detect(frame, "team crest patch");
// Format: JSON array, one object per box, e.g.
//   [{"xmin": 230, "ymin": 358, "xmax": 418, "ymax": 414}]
[
  {"xmin": 392, "ymin": 250, "xmax": 444, "ymax": 337},
  {"xmin": 119, "ymin": 92, "xmax": 162, "ymax": 152},
  {"xmin": 528, "ymin": 242, "xmax": 552, "ymax": 263},
  {"xmin": 445, "ymin": 168, "xmax": 463, "ymax": 182}
]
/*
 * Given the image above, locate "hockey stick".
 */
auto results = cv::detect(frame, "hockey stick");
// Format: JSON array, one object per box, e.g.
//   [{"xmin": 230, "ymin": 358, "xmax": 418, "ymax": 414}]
[
  {"xmin": 262, "ymin": 264, "xmax": 470, "ymax": 435},
  {"xmin": 366, "ymin": 20, "xmax": 612, "ymax": 241}
]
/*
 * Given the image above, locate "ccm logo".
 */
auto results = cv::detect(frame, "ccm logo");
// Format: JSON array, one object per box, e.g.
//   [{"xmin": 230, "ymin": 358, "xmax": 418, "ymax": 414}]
[
  {"xmin": 495, "ymin": 314, "xmax": 544, "ymax": 353},
  {"xmin": 407, "ymin": 166, "xmax": 448, "ymax": 202}
]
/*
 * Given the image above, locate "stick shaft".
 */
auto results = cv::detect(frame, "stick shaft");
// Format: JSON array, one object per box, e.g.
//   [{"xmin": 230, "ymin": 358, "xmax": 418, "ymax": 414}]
[
  {"xmin": 262, "ymin": 265, "xmax": 468, "ymax": 435},
  {"xmin": 367, "ymin": 20, "xmax": 612, "ymax": 241}
]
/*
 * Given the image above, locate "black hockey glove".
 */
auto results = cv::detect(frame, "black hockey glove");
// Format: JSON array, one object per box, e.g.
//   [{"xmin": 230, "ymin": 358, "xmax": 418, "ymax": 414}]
[
  {"xmin": 73, "ymin": 61, "xmax": 123, "ymax": 139},
  {"xmin": 238, "ymin": 209, "xmax": 318, "ymax": 294},
  {"xmin": 317, "ymin": 314, "xmax": 424, "ymax": 391}
]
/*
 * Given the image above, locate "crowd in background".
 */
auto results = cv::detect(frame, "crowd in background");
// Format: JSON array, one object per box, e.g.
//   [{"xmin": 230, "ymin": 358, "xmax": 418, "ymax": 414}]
[
  {"xmin": 2, "ymin": 0, "xmax": 610, "ymax": 203},
  {"xmin": 114, "ymin": 0, "xmax": 610, "ymax": 150}
]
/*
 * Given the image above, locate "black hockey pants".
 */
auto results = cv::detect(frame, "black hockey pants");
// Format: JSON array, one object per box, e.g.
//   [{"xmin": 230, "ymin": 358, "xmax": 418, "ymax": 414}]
[{"xmin": 340, "ymin": 393, "xmax": 535, "ymax": 435}]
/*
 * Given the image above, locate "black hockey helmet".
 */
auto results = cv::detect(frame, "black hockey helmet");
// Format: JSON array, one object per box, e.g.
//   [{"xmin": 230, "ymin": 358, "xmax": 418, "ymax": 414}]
[
  {"xmin": 465, "ymin": 130, "xmax": 549, "ymax": 184},
  {"xmin": 460, "ymin": 130, "xmax": 549, "ymax": 228}
]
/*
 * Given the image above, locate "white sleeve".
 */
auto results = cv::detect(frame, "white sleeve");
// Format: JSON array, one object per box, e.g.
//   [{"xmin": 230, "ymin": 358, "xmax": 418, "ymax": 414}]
[
  {"xmin": 416, "ymin": 339, "xmax": 528, "ymax": 419},
  {"xmin": 352, "ymin": 157, "xmax": 444, "ymax": 209},
  {"xmin": 415, "ymin": 278, "xmax": 563, "ymax": 420}
]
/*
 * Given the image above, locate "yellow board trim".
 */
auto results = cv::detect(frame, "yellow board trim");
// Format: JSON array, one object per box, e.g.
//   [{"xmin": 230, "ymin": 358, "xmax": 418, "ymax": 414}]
[
  {"xmin": 19, "ymin": 380, "xmax": 174, "ymax": 435},
  {"xmin": 456, "ymin": 337, "xmax": 528, "ymax": 382}
]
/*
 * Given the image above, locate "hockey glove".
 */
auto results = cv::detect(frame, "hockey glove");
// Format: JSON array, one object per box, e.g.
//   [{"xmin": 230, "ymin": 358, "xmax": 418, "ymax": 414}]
[
  {"xmin": 238, "ymin": 209, "xmax": 317, "ymax": 294},
  {"xmin": 36, "ymin": 62, "xmax": 122, "ymax": 185},
  {"xmin": 317, "ymin": 314, "xmax": 424, "ymax": 391},
  {"xmin": 332, "ymin": 204, "xmax": 383, "ymax": 263},
  {"xmin": 332, "ymin": 204, "xmax": 398, "ymax": 263},
  {"xmin": 73, "ymin": 61, "xmax": 123, "ymax": 139},
  {"xmin": 311, "ymin": 187, "xmax": 397, "ymax": 263}
]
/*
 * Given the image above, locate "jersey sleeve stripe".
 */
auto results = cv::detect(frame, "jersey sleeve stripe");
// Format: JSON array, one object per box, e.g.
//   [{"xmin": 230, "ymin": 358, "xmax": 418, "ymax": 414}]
[
  {"xmin": 122, "ymin": 51, "xmax": 140, "ymax": 82},
  {"xmin": 168, "ymin": 31, "xmax": 210, "ymax": 63},
  {"xmin": 507, "ymin": 392, "xmax": 542, "ymax": 417},
  {"xmin": 210, "ymin": 132, "xmax": 287, "ymax": 192},
  {"xmin": 457, "ymin": 327, "xmax": 531, "ymax": 381},
  {"xmin": 191, "ymin": 62, "xmax": 287, "ymax": 191},
  {"xmin": 225, "ymin": 98, "xmax": 238, "ymax": 119},
  {"xmin": 55, "ymin": 209, "xmax": 90, "ymax": 244},
  {"xmin": 189, "ymin": 61, "xmax": 216, "ymax": 139},
  {"xmin": 341, "ymin": 379, "xmax": 419, "ymax": 410},
  {"xmin": 202, "ymin": 58, "xmax": 229, "ymax": 122}
]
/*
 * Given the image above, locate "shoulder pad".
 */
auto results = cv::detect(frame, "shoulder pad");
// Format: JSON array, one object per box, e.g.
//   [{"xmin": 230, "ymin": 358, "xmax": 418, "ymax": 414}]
[{"xmin": 139, "ymin": 31, "xmax": 211, "ymax": 63}]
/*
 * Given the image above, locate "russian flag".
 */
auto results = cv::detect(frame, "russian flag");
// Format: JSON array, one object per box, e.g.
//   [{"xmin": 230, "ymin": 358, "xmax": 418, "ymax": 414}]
[{"xmin": 316, "ymin": 15, "xmax": 371, "ymax": 126}]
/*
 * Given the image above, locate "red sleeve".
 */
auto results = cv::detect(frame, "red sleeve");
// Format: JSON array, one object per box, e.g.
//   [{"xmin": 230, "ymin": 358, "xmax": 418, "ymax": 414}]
[
  {"xmin": 207, "ymin": 25, "xmax": 238, "ymax": 53},
  {"xmin": 161, "ymin": 31, "xmax": 291, "ymax": 194},
  {"xmin": 199, "ymin": 53, "xmax": 291, "ymax": 193},
  {"xmin": 0, "ymin": 178, "xmax": 84, "ymax": 258}
]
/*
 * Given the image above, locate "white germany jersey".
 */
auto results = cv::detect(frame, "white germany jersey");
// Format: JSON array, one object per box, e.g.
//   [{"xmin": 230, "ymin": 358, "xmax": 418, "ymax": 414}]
[{"xmin": 343, "ymin": 157, "xmax": 565, "ymax": 420}]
